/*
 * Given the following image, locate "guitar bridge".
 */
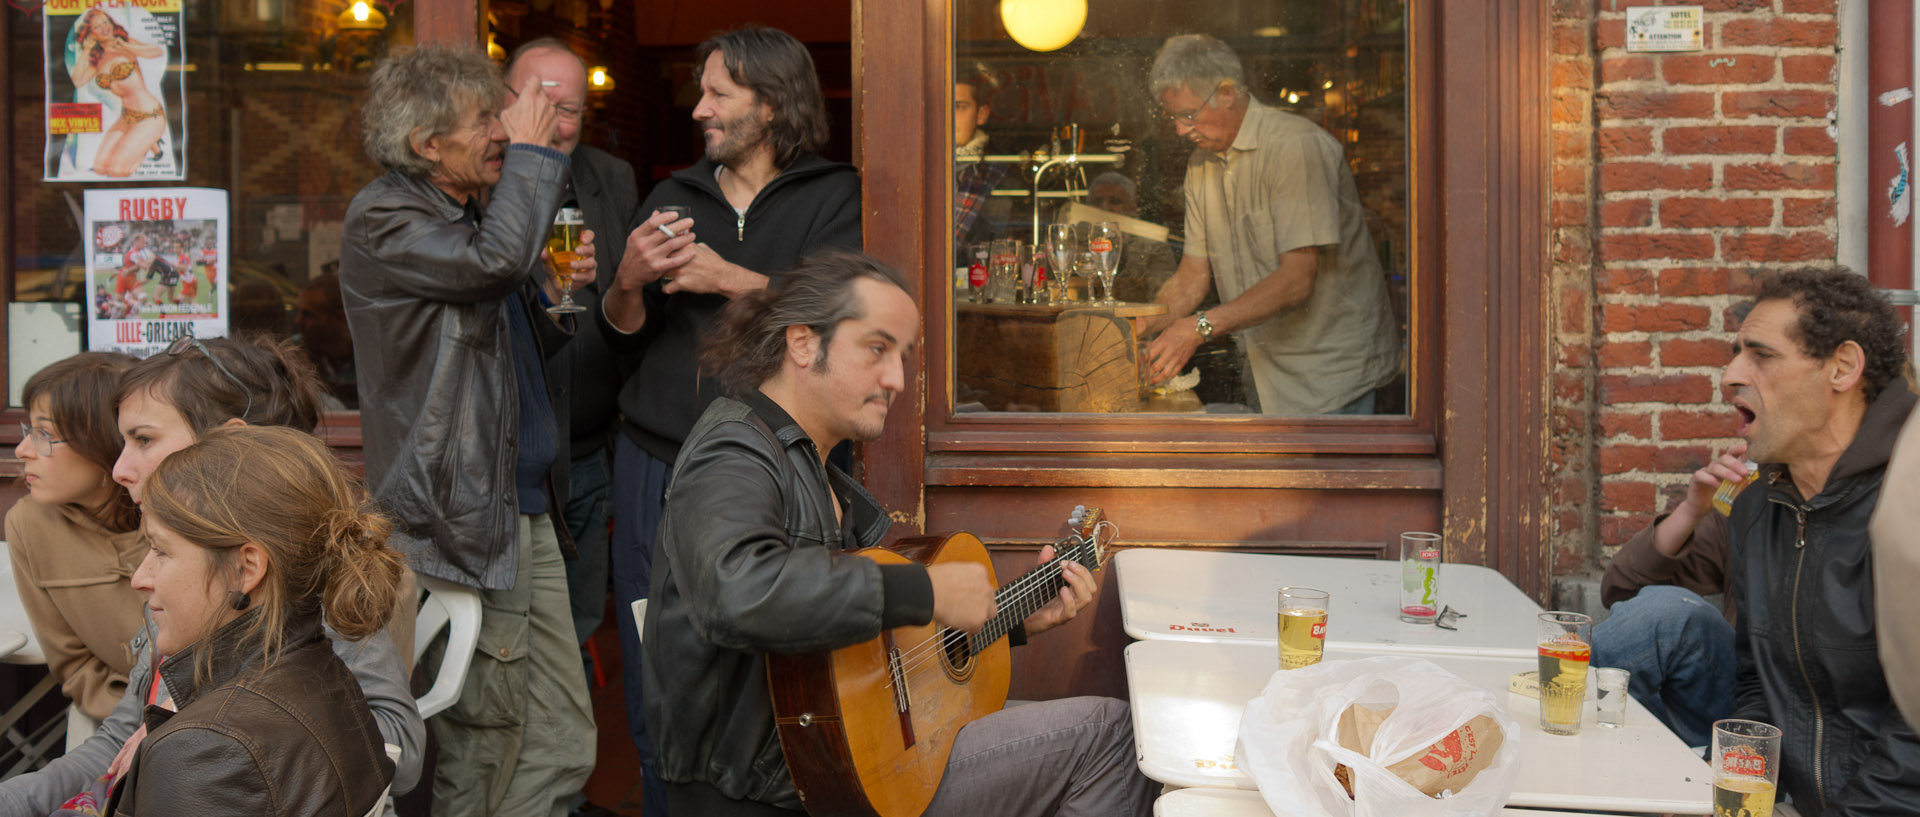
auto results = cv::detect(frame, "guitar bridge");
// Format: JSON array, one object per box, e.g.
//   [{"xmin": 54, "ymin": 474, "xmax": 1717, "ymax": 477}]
[{"xmin": 886, "ymin": 645, "xmax": 909, "ymax": 713}]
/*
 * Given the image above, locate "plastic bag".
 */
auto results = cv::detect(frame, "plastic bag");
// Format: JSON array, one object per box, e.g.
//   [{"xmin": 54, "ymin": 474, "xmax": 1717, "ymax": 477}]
[{"xmin": 1235, "ymin": 655, "xmax": 1522, "ymax": 817}]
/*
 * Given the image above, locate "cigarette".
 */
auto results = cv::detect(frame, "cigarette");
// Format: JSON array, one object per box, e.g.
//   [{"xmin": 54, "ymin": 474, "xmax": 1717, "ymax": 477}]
[
  {"xmin": 658, "ymin": 224, "xmax": 677, "ymax": 238},
  {"xmin": 541, "ymin": 80, "xmax": 560, "ymax": 87}
]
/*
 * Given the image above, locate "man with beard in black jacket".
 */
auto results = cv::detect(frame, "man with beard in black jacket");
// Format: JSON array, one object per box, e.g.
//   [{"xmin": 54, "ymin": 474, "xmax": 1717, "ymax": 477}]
[
  {"xmin": 599, "ymin": 25, "xmax": 859, "ymax": 816},
  {"xmin": 1721, "ymin": 267, "xmax": 1919, "ymax": 815}
]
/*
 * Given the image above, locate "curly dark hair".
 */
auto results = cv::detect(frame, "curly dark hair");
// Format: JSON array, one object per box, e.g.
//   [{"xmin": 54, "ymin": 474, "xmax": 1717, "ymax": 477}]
[{"xmin": 1751, "ymin": 267, "xmax": 1909, "ymax": 401}]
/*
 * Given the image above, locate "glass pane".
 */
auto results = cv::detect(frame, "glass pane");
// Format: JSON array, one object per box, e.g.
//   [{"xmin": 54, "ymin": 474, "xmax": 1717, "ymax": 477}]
[
  {"xmin": 951, "ymin": 1, "xmax": 1409, "ymax": 417},
  {"xmin": 10, "ymin": 1, "xmax": 415, "ymax": 411}
]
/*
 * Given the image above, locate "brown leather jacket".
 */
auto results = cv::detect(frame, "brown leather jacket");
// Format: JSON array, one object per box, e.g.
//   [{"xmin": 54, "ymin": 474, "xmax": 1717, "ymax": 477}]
[{"xmin": 104, "ymin": 610, "xmax": 393, "ymax": 816}]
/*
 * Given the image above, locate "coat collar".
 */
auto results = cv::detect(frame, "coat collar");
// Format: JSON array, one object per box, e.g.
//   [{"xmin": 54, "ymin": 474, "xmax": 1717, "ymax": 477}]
[{"xmin": 154, "ymin": 604, "xmax": 325, "ymax": 713}]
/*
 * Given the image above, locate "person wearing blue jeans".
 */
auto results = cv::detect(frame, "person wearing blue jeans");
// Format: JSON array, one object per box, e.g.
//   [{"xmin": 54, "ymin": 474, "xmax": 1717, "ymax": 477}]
[{"xmin": 1596, "ymin": 445, "xmax": 1747, "ymax": 747}]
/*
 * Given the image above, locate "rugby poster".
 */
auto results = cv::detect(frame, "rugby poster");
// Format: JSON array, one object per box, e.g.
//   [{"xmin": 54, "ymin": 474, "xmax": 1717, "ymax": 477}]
[
  {"xmin": 44, "ymin": 0, "xmax": 188, "ymax": 182},
  {"xmin": 83, "ymin": 187, "xmax": 228, "ymax": 356}
]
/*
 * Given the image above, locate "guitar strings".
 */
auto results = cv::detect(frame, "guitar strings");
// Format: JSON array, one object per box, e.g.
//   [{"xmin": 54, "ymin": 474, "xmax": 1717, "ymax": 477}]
[{"xmin": 884, "ymin": 521, "xmax": 1118, "ymax": 685}]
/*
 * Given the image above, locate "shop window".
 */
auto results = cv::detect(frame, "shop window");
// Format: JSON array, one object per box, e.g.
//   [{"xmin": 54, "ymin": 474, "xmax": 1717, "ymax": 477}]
[
  {"xmin": 949, "ymin": 0, "xmax": 1409, "ymax": 418},
  {"xmin": 9, "ymin": 0, "xmax": 414, "ymax": 411}
]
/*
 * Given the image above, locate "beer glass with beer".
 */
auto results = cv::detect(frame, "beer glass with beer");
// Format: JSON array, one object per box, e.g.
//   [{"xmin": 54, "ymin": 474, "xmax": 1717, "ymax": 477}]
[
  {"xmin": 1537, "ymin": 611, "xmax": 1593, "ymax": 735},
  {"xmin": 1278, "ymin": 587, "xmax": 1329, "ymax": 669},
  {"xmin": 1399, "ymin": 531, "xmax": 1442, "ymax": 624},
  {"xmin": 1711, "ymin": 719, "xmax": 1781, "ymax": 817},
  {"xmin": 545, "ymin": 207, "xmax": 587, "ymax": 315}
]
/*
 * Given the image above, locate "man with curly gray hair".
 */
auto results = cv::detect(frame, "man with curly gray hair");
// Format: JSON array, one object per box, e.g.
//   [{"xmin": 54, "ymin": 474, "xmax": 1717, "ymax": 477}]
[
  {"xmin": 339, "ymin": 43, "xmax": 599, "ymax": 817},
  {"xmin": 1138, "ymin": 33, "xmax": 1400, "ymax": 415}
]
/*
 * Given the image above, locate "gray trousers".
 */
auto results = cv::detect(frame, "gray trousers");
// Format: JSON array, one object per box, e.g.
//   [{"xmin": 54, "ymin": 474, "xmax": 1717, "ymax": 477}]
[
  {"xmin": 923, "ymin": 696, "xmax": 1156, "ymax": 817},
  {"xmin": 429, "ymin": 513, "xmax": 597, "ymax": 817}
]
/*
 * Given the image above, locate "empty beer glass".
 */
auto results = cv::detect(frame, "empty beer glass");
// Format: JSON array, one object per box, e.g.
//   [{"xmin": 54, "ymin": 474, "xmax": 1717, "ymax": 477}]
[{"xmin": 1399, "ymin": 531, "xmax": 1442, "ymax": 624}]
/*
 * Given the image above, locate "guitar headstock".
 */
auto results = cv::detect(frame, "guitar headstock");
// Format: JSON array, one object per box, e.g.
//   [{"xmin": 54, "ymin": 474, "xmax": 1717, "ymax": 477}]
[{"xmin": 1060, "ymin": 505, "xmax": 1116, "ymax": 571}]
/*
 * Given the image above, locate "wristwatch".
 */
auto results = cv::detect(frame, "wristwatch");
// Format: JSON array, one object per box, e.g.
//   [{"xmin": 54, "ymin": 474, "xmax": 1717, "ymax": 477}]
[{"xmin": 1194, "ymin": 311, "xmax": 1215, "ymax": 341}]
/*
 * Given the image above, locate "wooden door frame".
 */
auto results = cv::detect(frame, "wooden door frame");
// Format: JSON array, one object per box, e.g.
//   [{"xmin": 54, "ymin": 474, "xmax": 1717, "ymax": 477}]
[{"xmin": 852, "ymin": 0, "xmax": 1550, "ymax": 598}]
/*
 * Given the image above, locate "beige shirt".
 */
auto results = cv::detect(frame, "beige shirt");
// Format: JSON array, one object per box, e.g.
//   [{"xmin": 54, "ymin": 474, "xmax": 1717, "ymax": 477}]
[
  {"xmin": 1182, "ymin": 100, "xmax": 1401, "ymax": 414},
  {"xmin": 1871, "ymin": 407, "xmax": 1920, "ymax": 729},
  {"xmin": 5, "ymin": 496, "xmax": 148, "ymax": 720}
]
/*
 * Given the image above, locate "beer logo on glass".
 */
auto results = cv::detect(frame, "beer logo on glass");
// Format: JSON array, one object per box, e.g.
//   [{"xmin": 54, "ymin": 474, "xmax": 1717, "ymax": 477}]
[
  {"xmin": 1420, "ymin": 548, "xmax": 1439, "ymax": 560},
  {"xmin": 1090, "ymin": 238, "xmax": 1113, "ymax": 253},
  {"xmin": 1722, "ymin": 745, "xmax": 1767, "ymax": 777},
  {"xmin": 1309, "ymin": 622, "xmax": 1326, "ymax": 639}
]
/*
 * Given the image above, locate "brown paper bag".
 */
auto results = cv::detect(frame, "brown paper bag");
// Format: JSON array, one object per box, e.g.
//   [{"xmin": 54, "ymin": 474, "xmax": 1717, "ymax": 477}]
[{"xmin": 1331, "ymin": 704, "xmax": 1507, "ymax": 798}]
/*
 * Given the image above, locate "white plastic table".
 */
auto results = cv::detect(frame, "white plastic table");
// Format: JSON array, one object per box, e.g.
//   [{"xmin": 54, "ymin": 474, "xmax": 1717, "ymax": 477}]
[
  {"xmin": 0, "ymin": 630, "xmax": 23, "ymax": 660},
  {"xmin": 1155, "ymin": 788, "xmax": 1606, "ymax": 817},
  {"xmin": 1126, "ymin": 639, "xmax": 1712, "ymax": 814},
  {"xmin": 0, "ymin": 540, "xmax": 46, "ymax": 665},
  {"xmin": 1115, "ymin": 548, "xmax": 1544, "ymax": 658}
]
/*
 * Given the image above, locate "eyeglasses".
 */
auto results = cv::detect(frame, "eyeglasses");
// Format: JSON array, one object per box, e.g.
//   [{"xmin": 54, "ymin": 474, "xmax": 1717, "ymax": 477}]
[
  {"xmin": 166, "ymin": 329, "xmax": 254, "ymax": 422},
  {"xmin": 1164, "ymin": 83, "xmax": 1223, "ymax": 126},
  {"xmin": 506, "ymin": 86, "xmax": 585, "ymax": 119},
  {"xmin": 17, "ymin": 423, "xmax": 67, "ymax": 457}
]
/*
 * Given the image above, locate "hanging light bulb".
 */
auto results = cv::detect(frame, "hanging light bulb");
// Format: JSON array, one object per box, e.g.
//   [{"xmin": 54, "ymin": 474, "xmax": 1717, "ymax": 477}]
[
  {"xmin": 588, "ymin": 66, "xmax": 616, "ymax": 92},
  {"xmin": 337, "ymin": 0, "xmax": 386, "ymax": 31},
  {"xmin": 1000, "ymin": 0, "xmax": 1087, "ymax": 52}
]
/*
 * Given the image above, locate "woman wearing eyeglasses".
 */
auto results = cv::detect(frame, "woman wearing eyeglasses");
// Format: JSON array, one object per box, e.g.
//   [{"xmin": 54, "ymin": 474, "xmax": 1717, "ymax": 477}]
[
  {"xmin": 103, "ymin": 425, "xmax": 403, "ymax": 816},
  {"xmin": 4, "ymin": 352, "xmax": 142, "ymax": 723}
]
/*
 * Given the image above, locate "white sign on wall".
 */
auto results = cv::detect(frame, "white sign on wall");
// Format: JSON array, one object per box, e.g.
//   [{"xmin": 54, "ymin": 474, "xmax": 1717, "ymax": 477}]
[{"xmin": 1626, "ymin": 6, "xmax": 1705, "ymax": 53}]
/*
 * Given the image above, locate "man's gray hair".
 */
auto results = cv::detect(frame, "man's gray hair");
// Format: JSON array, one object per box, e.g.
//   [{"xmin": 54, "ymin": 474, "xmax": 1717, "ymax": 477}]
[
  {"xmin": 1090, "ymin": 171, "xmax": 1137, "ymax": 200},
  {"xmin": 361, "ymin": 45, "xmax": 503, "ymax": 176},
  {"xmin": 1148, "ymin": 34, "xmax": 1247, "ymax": 101}
]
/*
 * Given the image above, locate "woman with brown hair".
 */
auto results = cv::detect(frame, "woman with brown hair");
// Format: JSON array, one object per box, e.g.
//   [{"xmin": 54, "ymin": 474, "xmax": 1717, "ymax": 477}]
[
  {"xmin": 4, "ymin": 351, "xmax": 141, "ymax": 721},
  {"xmin": 104, "ymin": 425, "xmax": 404, "ymax": 815}
]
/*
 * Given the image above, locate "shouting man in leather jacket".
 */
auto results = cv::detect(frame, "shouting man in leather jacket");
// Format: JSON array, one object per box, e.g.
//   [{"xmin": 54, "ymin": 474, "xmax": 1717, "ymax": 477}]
[
  {"xmin": 1721, "ymin": 268, "xmax": 1919, "ymax": 815},
  {"xmin": 639, "ymin": 251, "xmax": 1156, "ymax": 817},
  {"xmin": 341, "ymin": 45, "xmax": 597, "ymax": 816}
]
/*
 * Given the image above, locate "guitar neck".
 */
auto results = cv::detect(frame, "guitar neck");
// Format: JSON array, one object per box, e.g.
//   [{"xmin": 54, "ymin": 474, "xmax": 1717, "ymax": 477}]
[{"xmin": 968, "ymin": 537, "xmax": 1096, "ymax": 654}]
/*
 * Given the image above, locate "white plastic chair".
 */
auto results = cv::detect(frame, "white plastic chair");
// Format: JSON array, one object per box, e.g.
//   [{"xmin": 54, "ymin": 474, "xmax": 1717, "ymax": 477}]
[
  {"xmin": 630, "ymin": 598, "xmax": 648, "ymax": 645},
  {"xmin": 65, "ymin": 705, "xmax": 98, "ymax": 750},
  {"xmin": 411, "ymin": 575, "xmax": 482, "ymax": 720}
]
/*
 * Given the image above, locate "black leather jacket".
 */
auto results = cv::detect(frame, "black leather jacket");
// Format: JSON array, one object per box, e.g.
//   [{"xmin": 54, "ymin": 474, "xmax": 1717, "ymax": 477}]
[
  {"xmin": 341, "ymin": 145, "xmax": 575, "ymax": 590},
  {"xmin": 639, "ymin": 392, "xmax": 932, "ymax": 812},
  {"xmin": 104, "ymin": 611, "xmax": 393, "ymax": 816},
  {"xmin": 1728, "ymin": 385, "xmax": 1920, "ymax": 816}
]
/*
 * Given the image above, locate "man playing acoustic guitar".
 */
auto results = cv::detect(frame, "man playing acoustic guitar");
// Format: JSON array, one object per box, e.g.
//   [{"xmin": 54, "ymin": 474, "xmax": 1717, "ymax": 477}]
[{"xmin": 638, "ymin": 250, "xmax": 1156, "ymax": 817}]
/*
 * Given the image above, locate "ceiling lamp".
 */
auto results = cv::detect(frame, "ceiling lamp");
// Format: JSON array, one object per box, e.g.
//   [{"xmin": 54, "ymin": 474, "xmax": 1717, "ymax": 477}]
[
  {"xmin": 588, "ymin": 66, "xmax": 615, "ymax": 92},
  {"xmin": 1000, "ymin": 0, "xmax": 1086, "ymax": 52},
  {"xmin": 338, "ymin": 1, "xmax": 386, "ymax": 31}
]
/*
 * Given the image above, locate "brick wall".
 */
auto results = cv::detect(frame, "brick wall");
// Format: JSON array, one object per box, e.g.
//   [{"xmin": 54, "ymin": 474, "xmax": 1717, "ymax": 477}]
[{"xmin": 1549, "ymin": 0, "xmax": 1842, "ymax": 578}]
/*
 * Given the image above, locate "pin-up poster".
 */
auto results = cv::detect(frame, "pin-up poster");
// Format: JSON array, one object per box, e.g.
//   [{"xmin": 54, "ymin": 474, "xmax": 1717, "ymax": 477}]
[
  {"xmin": 44, "ymin": 0, "xmax": 187, "ymax": 182},
  {"xmin": 84, "ymin": 188, "xmax": 228, "ymax": 356}
]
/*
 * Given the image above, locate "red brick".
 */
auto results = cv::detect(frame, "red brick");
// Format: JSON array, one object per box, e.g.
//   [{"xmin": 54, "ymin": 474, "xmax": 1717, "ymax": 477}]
[
  {"xmin": 1782, "ymin": 55, "xmax": 1836, "ymax": 85},
  {"xmin": 1783, "ymin": 198, "xmax": 1836, "ymax": 227},
  {"xmin": 1599, "ymin": 409, "xmax": 1654, "ymax": 440},
  {"xmin": 1662, "ymin": 337, "xmax": 1736, "ymax": 367},
  {"xmin": 1554, "ymin": 58, "xmax": 1596, "ymax": 90},
  {"xmin": 1596, "ymin": 19, "xmax": 1625, "ymax": 50},
  {"xmin": 1551, "ymin": 0, "xmax": 1591, "ymax": 17},
  {"xmin": 1553, "ymin": 24, "xmax": 1590, "ymax": 56},
  {"xmin": 1600, "ymin": 198, "xmax": 1653, "ymax": 228},
  {"xmin": 1600, "ymin": 515, "xmax": 1643, "ymax": 548},
  {"xmin": 1698, "ymin": 0, "xmax": 1769, "ymax": 9},
  {"xmin": 1599, "ymin": 373, "xmax": 1716, "ymax": 404},
  {"xmin": 1725, "ymin": 162, "xmax": 1837, "ymax": 191},
  {"xmin": 1656, "ymin": 445, "xmax": 1714, "ymax": 473},
  {"xmin": 1557, "ymin": 232, "xmax": 1594, "ymax": 265},
  {"xmin": 1723, "ymin": 232, "xmax": 1837, "ymax": 263},
  {"xmin": 1600, "ymin": 56, "xmax": 1655, "ymax": 83},
  {"xmin": 1555, "ymin": 372, "xmax": 1590, "ymax": 402},
  {"xmin": 1599, "ymin": 162, "xmax": 1713, "ymax": 192},
  {"xmin": 1662, "ymin": 54, "xmax": 1774, "ymax": 85},
  {"xmin": 1781, "ymin": 0, "xmax": 1837, "ymax": 14},
  {"xmin": 1555, "ymin": 128, "xmax": 1591, "ymax": 159},
  {"xmin": 1661, "ymin": 197, "xmax": 1773, "ymax": 228},
  {"xmin": 1720, "ymin": 19, "xmax": 1837, "ymax": 48},
  {"xmin": 1598, "ymin": 444, "xmax": 1659, "ymax": 474},
  {"xmin": 1554, "ymin": 91, "xmax": 1591, "ymax": 126},
  {"xmin": 1597, "ymin": 340, "xmax": 1654, "ymax": 368},
  {"xmin": 1559, "ymin": 283, "xmax": 1590, "ymax": 334},
  {"xmin": 1599, "ymin": 126, "xmax": 1655, "ymax": 158},
  {"xmin": 1560, "ymin": 343, "xmax": 1595, "ymax": 368},
  {"xmin": 1596, "ymin": 265, "xmax": 1655, "ymax": 295},
  {"xmin": 1659, "ymin": 267, "xmax": 1753, "ymax": 298},
  {"xmin": 1597, "ymin": 233, "xmax": 1717, "ymax": 262},
  {"xmin": 1723, "ymin": 90, "xmax": 1836, "ymax": 119},
  {"xmin": 1661, "ymin": 410, "xmax": 1742, "ymax": 439},
  {"xmin": 1603, "ymin": 480, "xmax": 1658, "ymax": 513},
  {"xmin": 1598, "ymin": 91, "xmax": 1716, "ymax": 120},
  {"xmin": 1552, "ymin": 199, "xmax": 1584, "ymax": 228},
  {"xmin": 1606, "ymin": 302, "xmax": 1713, "ymax": 333},
  {"xmin": 1554, "ymin": 162, "xmax": 1590, "ymax": 195},
  {"xmin": 1783, "ymin": 126, "xmax": 1836, "ymax": 156},
  {"xmin": 1663, "ymin": 125, "xmax": 1776, "ymax": 155}
]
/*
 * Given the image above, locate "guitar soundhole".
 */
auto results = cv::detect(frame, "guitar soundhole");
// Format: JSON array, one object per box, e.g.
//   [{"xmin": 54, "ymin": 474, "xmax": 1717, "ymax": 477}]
[{"xmin": 937, "ymin": 628, "xmax": 974, "ymax": 681}]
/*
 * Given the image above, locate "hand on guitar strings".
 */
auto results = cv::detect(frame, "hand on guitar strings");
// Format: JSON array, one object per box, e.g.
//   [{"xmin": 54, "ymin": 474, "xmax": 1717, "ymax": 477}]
[
  {"xmin": 927, "ymin": 561, "xmax": 997, "ymax": 634},
  {"xmin": 1020, "ymin": 545, "xmax": 1099, "ymax": 637}
]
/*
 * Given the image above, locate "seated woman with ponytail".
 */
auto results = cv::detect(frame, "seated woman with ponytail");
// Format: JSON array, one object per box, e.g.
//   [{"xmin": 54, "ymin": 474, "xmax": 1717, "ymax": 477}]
[{"xmin": 104, "ymin": 425, "xmax": 404, "ymax": 816}]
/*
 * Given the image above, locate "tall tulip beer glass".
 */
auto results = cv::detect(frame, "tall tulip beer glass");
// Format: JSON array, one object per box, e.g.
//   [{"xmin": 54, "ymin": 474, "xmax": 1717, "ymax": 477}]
[
  {"xmin": 1537, "ymin": 611, "xmax": 1593, "ymax": 735},
  {"xmin": 1089, "ymin": 221, "xmax": 1121, "ymax": 305},
  {"xmin": 1278, "ymin": 587, "xmax": 1329, "ymax": 669},
  {"xmin": 545, "ymin": 207, "xmax": 587, "ymax": 315},
  {"xmin": 1399, "ymin": 531, "xmax": 1442, "ymax": 623},
  {"xmin": 1712, "ymin": 719, "xmax": 1781, "ymax": 817}
]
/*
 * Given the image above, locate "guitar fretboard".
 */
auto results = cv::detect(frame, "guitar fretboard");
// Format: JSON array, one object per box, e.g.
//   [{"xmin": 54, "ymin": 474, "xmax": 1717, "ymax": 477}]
[{"xmin": 967, "ymin": 537, "xmax": 1099, "ymax": 655}]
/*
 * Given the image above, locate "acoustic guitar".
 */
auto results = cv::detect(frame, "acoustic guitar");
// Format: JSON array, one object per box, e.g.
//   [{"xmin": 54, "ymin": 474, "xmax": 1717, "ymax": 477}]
[{"xmin": 766, "ymin": 506, "xmax": 1113, "ymax": 817}]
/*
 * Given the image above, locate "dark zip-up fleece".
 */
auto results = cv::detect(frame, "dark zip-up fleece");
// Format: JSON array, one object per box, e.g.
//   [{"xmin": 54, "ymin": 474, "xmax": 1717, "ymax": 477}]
[
  {"xmin": 1728, "ymin": 385, "xmax": 1920, "ymax": 816},
  {"xmin": 598, "ymin": 153, "xmax": 861, "ymax": 466}
]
